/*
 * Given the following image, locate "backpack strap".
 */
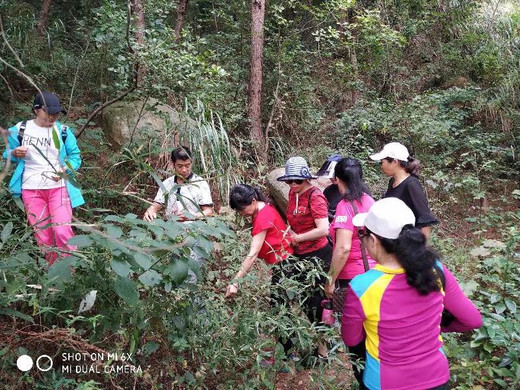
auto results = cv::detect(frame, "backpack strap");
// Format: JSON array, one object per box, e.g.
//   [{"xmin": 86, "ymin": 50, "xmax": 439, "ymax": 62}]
[
  {"xmin": 61, "ymin": 125, "xmax": 68, "ymax": 143},
  {"xmin": 349, "ymin": 200, "xmax": 370, "ymax": 272},
  {"xmin": 17, "ymin": 121, "xmax": 27, "ymax": 145},
  {"xmin": 306, "ymin": 187, "xmax": 318, "ymax": 213},
  {"xmin": 16, "ymin": 121, "xmax": 68, "ymax": 145}
]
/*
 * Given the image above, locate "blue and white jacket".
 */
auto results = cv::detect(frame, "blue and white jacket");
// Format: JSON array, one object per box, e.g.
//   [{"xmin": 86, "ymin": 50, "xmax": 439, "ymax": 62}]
[{"xmin": 2, "ymin": 121, "xmax": 85, "ymax": 208}]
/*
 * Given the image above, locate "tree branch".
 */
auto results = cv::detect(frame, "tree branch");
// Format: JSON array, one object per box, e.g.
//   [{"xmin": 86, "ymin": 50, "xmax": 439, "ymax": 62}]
[
  {"xmin": 76, "ymin": 85, "xmax": 136, "ymax": 139},
  {"xmin": 0, "ymin": 14, "xmax": 24, "ymax": 68},
  {"xmin": 76, "ymin": 0, "xmax": 138, "ymax": 139}
]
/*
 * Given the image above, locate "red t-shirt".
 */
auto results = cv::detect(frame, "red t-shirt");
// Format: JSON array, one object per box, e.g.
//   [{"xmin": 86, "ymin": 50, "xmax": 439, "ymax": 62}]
[
  {"xmin": 286, "ymin": 186, "xmax": 329, "ymax": 255},
  {"xmin": 252, "ymin": 203, "xmax": 293, "ymax": 264}
]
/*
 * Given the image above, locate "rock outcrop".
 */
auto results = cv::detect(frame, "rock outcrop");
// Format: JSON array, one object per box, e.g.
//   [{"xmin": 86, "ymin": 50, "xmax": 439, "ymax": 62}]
[{"xmin": 102, "ymin": 99, "xmax": 197, "ymax": 150}]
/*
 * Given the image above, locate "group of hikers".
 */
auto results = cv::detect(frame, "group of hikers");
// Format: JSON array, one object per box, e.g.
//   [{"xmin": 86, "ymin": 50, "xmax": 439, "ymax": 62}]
[{"xmin": 2, "ymin": 91, "xmax": 482, "ymax": 389}]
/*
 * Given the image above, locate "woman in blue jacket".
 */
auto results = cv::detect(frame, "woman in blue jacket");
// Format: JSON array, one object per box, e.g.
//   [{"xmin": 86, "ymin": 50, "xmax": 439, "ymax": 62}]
[{"xmin": 2, "ymin": 91, "xmax": 84, "ymax": 265}]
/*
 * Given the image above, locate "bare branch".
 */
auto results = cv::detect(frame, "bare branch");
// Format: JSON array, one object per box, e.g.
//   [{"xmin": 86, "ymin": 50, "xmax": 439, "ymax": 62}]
[
  {"xmin": 0, "ymin": 56, "xmax": 43, "ymax": 98},
  {"xmin": 67, "ymin": 39, "xmax": 91, "ymax": 120},
  {"xmin": 0, "ymin": 73, "xmax": 14, "ymax": 99},
  {"xmin": 75, "ymin": 85, "xmax": 136, "ymax": 139},
  {"xmin": 0, "ymin": 14, "xmax": 24, "ymax": 68}
]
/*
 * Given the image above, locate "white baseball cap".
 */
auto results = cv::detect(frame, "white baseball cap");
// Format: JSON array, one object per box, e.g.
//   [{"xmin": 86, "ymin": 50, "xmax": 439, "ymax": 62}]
[
  {"xmin": 352, "ymin": 197, "xmax": 415, "ymax": 239},
  {"xmin": 370, "ymin": 142, "xmax": 409, "ymax": 162}
]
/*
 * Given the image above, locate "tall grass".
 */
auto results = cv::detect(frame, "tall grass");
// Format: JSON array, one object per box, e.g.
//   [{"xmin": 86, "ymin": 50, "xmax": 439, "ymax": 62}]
[{"xmin": 179, "ymin": 99, "xmax": 239, "ymax": 205}]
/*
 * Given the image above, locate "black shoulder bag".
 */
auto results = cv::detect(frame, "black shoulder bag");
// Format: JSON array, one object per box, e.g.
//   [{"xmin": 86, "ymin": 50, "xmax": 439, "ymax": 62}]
[{"xmin": 433, "ymin": 263, "xmax": 456, "ymax": 327}]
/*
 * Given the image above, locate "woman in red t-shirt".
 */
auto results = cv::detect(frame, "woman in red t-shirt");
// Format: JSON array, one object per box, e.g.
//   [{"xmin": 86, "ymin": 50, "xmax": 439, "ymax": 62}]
[
  {"xmin": 277, "ymin": 156, "xmax": 333, "ymax": 359},
  {"xmin": 226, "ymin": 184, "xmax": 293, "ymax": 297}
]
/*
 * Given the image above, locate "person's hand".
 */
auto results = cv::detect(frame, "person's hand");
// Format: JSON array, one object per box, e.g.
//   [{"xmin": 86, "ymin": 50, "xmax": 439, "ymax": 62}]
[
  {"xmin": 13, "ymin": 146, "xmax": 28, "ymax": 159},
  {"xmin": 175, "ymin": 210, "xmax": 189, "ymax": 222},
  {"xmin": 289, "ymin": 229, "xmax": 300, "ymax": 246},
  {"xmin": 52, "ymin": 167, "xmax": 67, "ymax": 182},
  {"xmin": 143, "ymin": 208, "xmax": 157, "ymax": 222},
  {"xmin": 324, "ymin": 282, "xmax": 335, "ymax": 299},
  {"xmin": 226, "ymin": 284, "xmax": 238, "ymax": 297}
]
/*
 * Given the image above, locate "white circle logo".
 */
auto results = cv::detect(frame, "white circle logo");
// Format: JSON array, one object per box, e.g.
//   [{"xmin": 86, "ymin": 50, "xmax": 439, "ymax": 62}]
[
  {"xmin": 36, "ymin": 355, "xmax": 53, "ymax": 372},
  {"xmin": 16, "ymin": 355, "xmax": 33, "ymax": 372}
]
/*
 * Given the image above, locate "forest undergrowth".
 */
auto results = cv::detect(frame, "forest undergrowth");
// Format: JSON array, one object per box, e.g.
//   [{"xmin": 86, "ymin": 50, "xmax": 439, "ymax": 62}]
[{"xmin": 1, "ymin": 0, "xmax": 520, "ymax": 388}]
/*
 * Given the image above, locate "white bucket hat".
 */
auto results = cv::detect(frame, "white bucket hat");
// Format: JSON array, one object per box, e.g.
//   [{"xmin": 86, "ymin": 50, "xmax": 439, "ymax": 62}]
[
  {"xmin": 352, "ymin": 197, "xmax": 415, "ymax": 239},
  {"xmin": 370, "ymin": 142, "xmax": 409, "ymax": 162},
  {"xmin": 277, "ymin": 156, "xmax": 317, "ymax": 181}
]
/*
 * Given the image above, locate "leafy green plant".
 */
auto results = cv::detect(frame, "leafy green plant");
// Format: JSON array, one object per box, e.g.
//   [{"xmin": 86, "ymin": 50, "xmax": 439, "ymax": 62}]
[{"xmin": 440, "ymin": 210, "xmax": 520, "ymax": 389}]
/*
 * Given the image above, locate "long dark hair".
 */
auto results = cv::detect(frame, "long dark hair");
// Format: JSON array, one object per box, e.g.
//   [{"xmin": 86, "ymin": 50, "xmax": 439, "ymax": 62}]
[
  {"xmin": 334, "ymin": 157, "xmax": 371, "ymax": 202},
  {"xmin": 229, "ymin": 184, "xmax": 266, "ymax": 211},
  {"xmin": 374, "ymin": 225, "xmax": 440, "ymax": 295}
]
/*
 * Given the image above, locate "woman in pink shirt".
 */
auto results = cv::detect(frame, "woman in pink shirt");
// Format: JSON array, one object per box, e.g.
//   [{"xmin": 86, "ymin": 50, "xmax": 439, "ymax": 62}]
[
  {"xmin": 325, "ymin": 157, "xmax": 375, "ymax": 387},
  {"xmin": 325, "ymin": 157, "xmax": 375, "ymax": 296},
  {"xmin": 342, "ymin": 198, "xmax": 482, "ymax": 390}
]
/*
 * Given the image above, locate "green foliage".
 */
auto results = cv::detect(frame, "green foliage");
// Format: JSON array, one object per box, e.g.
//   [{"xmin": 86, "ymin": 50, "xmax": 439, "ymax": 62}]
[
  {"xmin": 0, "ymin": 203, "xmax": 349, "ymax": 387},
  {"xmin": 180, "ymin": 100, "xmax": 239, "ymax": 203},
  {"xmin": 431, "ymin": 206, "xmax": 520, "ymax": 390},
  {"xmin": 1, "ymin": 0, "xmax": 520, "ymax": 387},
  {"xmin": 335, "ymin": 86, "xmax": 518, "ymax": 197}
]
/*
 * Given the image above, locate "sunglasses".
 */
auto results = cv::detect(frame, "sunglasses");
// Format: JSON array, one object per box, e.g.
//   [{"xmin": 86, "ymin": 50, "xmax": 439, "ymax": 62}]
[{"xmin": 285, "ymin": 179, "xmax": 304, "ymax": 185}]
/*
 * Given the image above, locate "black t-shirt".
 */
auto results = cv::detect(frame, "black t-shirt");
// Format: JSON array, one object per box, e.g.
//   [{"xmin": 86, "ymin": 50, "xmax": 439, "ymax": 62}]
[
  {"xmin": 384, "ymin": 176, "xmax": 439, "ymax": 228},
  {"xmin": 323, "ymin": 184, "xmax": 343, "ymax": 222}
]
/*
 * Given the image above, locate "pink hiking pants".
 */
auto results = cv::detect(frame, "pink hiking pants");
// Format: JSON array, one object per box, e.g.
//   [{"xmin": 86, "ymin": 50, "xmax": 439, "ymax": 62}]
[{"xmin": 22, "ymin": 187, "xmax": 76, "ymax": 265}]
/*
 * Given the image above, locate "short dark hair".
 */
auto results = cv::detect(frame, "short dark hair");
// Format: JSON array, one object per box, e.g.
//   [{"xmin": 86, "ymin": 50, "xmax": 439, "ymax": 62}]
[{"xmin": 171, "ymin": 146, "xmax": 192, "ymax": 163}]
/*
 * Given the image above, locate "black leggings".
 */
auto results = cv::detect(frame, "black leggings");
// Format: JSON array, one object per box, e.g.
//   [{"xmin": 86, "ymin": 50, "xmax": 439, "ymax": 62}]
[
  {"xmin": 430, "ymin": 382, "xmax": 450, "ymax": 390},
  {"xmin": 271, "ymin": 243, "xmax": 332, "ymax": 355}
]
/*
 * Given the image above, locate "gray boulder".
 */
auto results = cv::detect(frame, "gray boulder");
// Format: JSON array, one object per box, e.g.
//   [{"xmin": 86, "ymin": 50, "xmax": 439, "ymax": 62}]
[{"xmin": 102, "ymin": 99, "xmax": 197, "ymax": 150}]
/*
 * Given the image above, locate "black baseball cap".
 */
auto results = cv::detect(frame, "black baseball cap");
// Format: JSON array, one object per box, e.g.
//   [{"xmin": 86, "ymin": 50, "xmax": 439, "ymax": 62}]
[{"xmin": 33, "ymin": 91, "xmax": 67, "ymax": 115}]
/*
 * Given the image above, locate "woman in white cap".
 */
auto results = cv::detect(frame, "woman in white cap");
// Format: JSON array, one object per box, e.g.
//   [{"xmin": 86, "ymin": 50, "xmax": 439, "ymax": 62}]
[
  {"xmin": 2, "ymin": 91, "xmax": 84, "ymax": 265},
  {"xmin": 342, "ymin": 197, "xmax": 482, "ymax": 390},
  {"xmin": 370, "ymin": 142, "xmax": 438, "ymax": 239},
  {"xmin": 277, "ymin": 156, "xmax": 332, "ymax": 360}
]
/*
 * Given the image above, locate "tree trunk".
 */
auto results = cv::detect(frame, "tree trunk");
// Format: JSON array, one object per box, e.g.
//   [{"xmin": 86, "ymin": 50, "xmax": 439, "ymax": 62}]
[
  {"xmin": 36, "ymin": 0, "xmax": 52, "ymax": 36},
  {"xmin": 131, "ymin": 0, "xmax": 146, "ymax": 86},
  {"xmin": 174, "ymin": 0, "xmax": 189, "ymax": 39},
  {"xmin": 248, "ymin": 0, "xmax": 267, "ymax": 163}
]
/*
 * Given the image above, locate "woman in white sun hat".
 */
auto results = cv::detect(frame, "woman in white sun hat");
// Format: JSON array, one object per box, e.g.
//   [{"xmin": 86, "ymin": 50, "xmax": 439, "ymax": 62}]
[
  {"xmin": 342, "ymin": 197, "xmax": 482, "ymax": 390},
  {"xmin": 370, "ymin": 142, "xmax": 438, "ymax": 240}
]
